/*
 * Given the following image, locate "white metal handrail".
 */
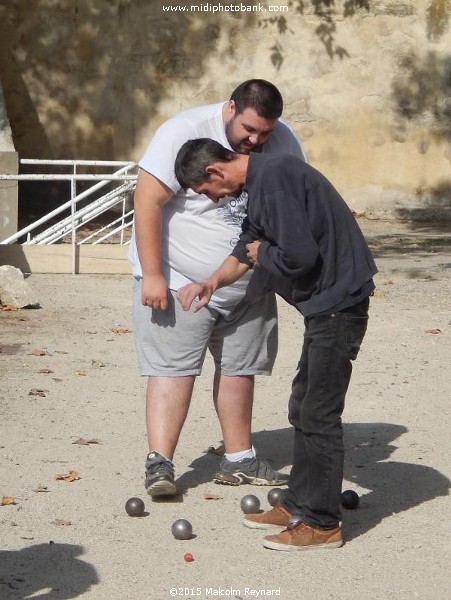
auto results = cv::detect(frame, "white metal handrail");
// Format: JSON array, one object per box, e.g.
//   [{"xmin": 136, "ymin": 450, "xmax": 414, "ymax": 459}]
[
  {"xmin": 0, "ymin": 159, "xmax": 138, "ymax": 274},
  {"xmin": 0, "ymin": 161, "xmax": 137, "ymax": 244},
  {"xmin": 79, "ymin": 209, "xmax": 134, "ymax": 246},
  {"xmin": 28, "ymin": 181, "xmax": 134, "ymax": 245}
]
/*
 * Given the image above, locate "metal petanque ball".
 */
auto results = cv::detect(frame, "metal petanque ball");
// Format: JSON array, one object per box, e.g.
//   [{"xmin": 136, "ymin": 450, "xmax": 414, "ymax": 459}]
[
  {"xmin": 240, "ymin": 494, "xmax": 260, "ymax": 514},
  {"xmin": 287, "ymin": 515, "xmax": 303, "ymax": 529},
  {"xmin": 341, "ymin": 489, "xmax": 359, "ymax": 510},
  {"xmin": 171, "ymin": 519, "xmax": 193, "ymax": 540},
  {"xmin": 267, "ymin": 488, "xmax": 284, "ymax": 507},
  {"xmin": 125, "ymin": 497, "xmax": 145, "ymax": 517}
]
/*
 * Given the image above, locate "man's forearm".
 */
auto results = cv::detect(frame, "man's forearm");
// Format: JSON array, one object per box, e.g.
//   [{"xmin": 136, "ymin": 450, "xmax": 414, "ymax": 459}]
[
  {"xmin": 135, "ymin": 201, "xmax": 162, "ymax": 277},
  {"xmin": 133, "ymin": 169, "xmax": 173, "ymax": 277},
  {"xmin": 206, "ymin": 255, "xmax": 250, "ymax": 291},
  {"xmin": 177, "ymin": 256, "xmax": 250, "ymax": 312}
]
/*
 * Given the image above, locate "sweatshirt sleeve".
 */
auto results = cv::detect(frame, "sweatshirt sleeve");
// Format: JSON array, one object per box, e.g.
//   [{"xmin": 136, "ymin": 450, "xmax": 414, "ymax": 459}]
[
  {"xmin": 230, "ymin": 216, "xmax": 262, "ymax": 267},
  {"xmin": 256, "ymin": 185, "xmax": 321, "ymax": 279}
]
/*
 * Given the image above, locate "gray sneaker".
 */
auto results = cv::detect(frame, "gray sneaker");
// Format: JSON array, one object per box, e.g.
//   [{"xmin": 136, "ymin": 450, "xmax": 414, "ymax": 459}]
[
  {"xmin": 144, "ymin": 451, "xmax": 177, "ymax": 497},
  {"xmin": 213, "ymin": 456, "xmax": 289, "ymax": 486}
]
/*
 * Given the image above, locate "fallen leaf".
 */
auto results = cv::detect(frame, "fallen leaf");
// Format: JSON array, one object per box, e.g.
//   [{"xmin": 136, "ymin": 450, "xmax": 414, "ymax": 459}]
[
  {"xmin": 55, "ymin": 470, "xmax": 80, "ymax": 482},
  {"xmin": 203, "ymin": 492, "xmax": 223, "ymax": 500},
  {"xmin": 2, "ymin": 304, "xmax": 18, "ymax": 311},
  {"xmin": 39, "ymin": 368, "xmax": 54, "ymax": 374},
  {"xmin": 32, "ymin": 349, "xmax": 46, "ymax": 356},
  {"xmin": 75, "ymin": 370, "xmax": 87, "ymax": 376},
  {"xmin": 28, "ymin": 388, "xmax": 47, "ymax": 397},
  {"xmin": 111, "ymin": 328, "xmax": 131, "ymax": 335},
  {"xmin": 34, "ymin": 485, "xmax": 50, "ymax": 493},
  {"xmin": 425, "ymin": 328, "xmax": 441, "ymax": 335},
  {"xmin": 51, "ymin": 519, "xmax": 72, "ymax": 526},
  {"xmin": 372, "ymin": 290, "xmax": 386, "ymax": 299},
  {"xmin": 1, "ymin": 496, "xmax": 16, "ymax": 506},
  {"xmin": 383, "ymin": 279, "xmax": 394, "ymax": 285},
  {"xmin": 72, "ymin": 438, "xmax": 101, "ymax": 445},
  {"xmin": 91, "ymin": 359, "xmax": 106, "ymax": 368}
]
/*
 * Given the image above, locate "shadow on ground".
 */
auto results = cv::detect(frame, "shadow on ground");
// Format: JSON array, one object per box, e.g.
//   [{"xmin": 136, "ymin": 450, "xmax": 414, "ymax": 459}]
[
  {"xmin": 173, "ymin": 426, "xmax": 294, "ymax": 495},
  {"xmin": 342, "ymin": 422, "xmax": 450, "ymax": 541},
  {"xmin": 0, "ymin": 543, "xmax": 98, "ymax": 599},
  {"xmin": 176, "ymin": 422, "xmax": 449, "ymax": 541},
  {"xmin": 358, "ymin": 218, "xmax": 451, "ymax": 278},
  {"xmin": 362, "ymin": 219, "xmax": 451, "ymax": 255}
]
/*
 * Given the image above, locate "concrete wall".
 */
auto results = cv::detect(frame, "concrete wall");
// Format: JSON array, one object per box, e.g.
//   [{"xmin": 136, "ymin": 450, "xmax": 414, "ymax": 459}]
[
  {"xmin": 0, "ymin": 82, "xmax": 18, "ymax": 238},
  {"xmin": 0, "ymin": 0, "xmax": 450, "ymax": 220}
]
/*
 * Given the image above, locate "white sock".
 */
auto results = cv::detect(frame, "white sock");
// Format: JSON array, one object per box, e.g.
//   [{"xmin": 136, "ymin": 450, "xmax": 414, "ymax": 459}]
[
  {"xmin": 148, "ymin": 451, "xmax": 172, "ymax": 464},
  {"xmin": 225, "ymin": 447, "xmax": 256, "ymax": 462}
]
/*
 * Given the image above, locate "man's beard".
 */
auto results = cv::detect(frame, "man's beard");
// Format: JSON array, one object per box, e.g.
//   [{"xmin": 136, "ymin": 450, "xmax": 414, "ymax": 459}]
[{"xmin": 226, "ymin": 121, "xmax": 263, "ymax": 154}]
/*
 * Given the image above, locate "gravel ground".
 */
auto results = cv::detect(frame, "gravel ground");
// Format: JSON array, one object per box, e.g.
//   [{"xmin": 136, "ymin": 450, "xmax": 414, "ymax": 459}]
[{"xmin": 0, "ymin": 218, "xmax": 450, "ymax": 600}]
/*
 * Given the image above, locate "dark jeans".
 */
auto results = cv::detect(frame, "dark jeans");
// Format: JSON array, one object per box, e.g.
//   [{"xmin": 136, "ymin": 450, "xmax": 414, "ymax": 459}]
[{"xmin": 282, "ymin": 297, "xmax": 370, "ymax": 529}]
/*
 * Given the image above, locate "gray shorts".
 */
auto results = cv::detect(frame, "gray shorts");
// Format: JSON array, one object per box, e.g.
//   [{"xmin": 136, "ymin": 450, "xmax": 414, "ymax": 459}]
[{"xmin": 132, "ymin": 279, "xmax": 278, "ymax": 377}]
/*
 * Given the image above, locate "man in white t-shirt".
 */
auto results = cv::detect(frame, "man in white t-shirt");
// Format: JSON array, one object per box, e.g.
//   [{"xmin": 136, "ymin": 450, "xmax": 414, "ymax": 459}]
[{"xmin": 129, "ymin": 80, "xmax": 307, "ymax": 497}]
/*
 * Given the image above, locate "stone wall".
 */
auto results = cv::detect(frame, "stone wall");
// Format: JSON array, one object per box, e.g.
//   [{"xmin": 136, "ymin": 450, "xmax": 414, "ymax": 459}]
[
  {"xmin": 0, "ymin": 82, "xmax": 18, "ymax": 238},
  {"xmin": 0, "ymin": 0, "xmax": 450, "ymax": 220}
]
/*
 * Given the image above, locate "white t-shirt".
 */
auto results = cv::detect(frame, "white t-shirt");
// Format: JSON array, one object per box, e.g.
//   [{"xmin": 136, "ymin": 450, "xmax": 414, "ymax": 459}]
[{"xmin": 128, "ymin": 102, "xmax": 306, "ymax": 309}]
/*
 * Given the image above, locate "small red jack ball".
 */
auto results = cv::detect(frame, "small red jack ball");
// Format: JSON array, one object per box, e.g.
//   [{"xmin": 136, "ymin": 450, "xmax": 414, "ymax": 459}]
[{"xmin": 184, "ymin": 553, "xmax": 194, "ymax": 562}]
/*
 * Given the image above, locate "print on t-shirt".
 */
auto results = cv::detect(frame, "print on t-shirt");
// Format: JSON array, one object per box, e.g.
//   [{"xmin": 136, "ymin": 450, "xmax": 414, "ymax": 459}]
[{"xmin": 218, "ymin": 191, "xmax": 249, "ymax": 247}]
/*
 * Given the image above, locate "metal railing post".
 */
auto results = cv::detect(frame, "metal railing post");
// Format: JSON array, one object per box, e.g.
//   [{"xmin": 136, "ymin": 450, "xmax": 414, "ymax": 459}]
[
  {"xmin": 71, "ymin": 164, "xmax": 77, "ymax": 274},
  {"xmin": 120, "ymin": 165, "xmax": 128, "ymax": 246}
]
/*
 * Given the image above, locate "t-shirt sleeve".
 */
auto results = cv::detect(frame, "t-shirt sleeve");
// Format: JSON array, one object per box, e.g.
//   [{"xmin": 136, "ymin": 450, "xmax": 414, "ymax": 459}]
[{"xmin": 138, "ymin": 118, "xmax": 198, "ymax": 193}]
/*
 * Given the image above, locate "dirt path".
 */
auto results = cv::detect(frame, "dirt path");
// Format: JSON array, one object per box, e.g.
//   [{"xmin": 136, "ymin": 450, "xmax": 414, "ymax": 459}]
[{"xmin": 1, "ymin": 219, "xmax": 450, "ymax": 600}]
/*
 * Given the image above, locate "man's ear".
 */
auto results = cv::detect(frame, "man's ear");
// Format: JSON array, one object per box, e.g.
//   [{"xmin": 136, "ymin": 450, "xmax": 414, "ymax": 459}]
[
  {"xmin": 224, "ymin": 99, "xmax": 236, "ymax": 118},
  {"xmin": 205, "ymin": 164, "xmax": 224, "ymax": 179}
]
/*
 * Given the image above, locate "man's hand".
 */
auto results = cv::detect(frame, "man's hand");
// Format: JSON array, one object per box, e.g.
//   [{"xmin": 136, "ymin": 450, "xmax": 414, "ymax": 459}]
[
  {"xmin": 177, "ymin": 255, "xmax": 250, "ymax": 312},
  {"xmin": 177, "ymin": 282, "xmax": 215, "ymax": 312},
  {"xmin": 141, "ymin": 274, "xmax": 169, "ymax": 310},
  {"xmin": 246, "ymin": 240, "xmax": 262, "ymax": 265}
]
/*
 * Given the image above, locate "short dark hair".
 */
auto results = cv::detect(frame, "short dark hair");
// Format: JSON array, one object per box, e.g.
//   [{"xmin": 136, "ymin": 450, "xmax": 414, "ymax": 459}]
[
  {"xmin": 175, "ymin": 138, "xmax": 237, "ymax": 191},
  {"xmin": 230, "ymin": 79, "xmax": 283, "ymax": 120}
]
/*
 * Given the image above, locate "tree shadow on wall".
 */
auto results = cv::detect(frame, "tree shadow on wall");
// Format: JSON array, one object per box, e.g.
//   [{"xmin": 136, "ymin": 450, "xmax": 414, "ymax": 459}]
[
  {"xmin": 0, "ymin": 0, "xmax": 378, "ymax": 222},
  {"xmin": 261, "ymin": 0, "xmax": 370, "ymax": 67},
  {"xmin": 0, "ymin": 1, "xmax": 254, "ymax": 220},
  {"xmin": 1, "ymin": 0, "xmax": 380, "ymax": 163},
  {"xmin": 1, "ymin": 0, "xmax": 449, "ymax": 161},
  {"xmin": 391, "ymin": 48, "xmax": 451, "ymax": 232},
  {"xmin": 0, "ymin": 1, "xmax": 256, "ymax": 163},
  {"xmin": 392, "ymin": 51, "xmax": 451, "ymax": 143}
]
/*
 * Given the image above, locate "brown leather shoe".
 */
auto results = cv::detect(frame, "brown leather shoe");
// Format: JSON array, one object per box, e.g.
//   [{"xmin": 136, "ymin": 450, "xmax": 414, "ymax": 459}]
[
  {"xmin": 243, "ymin": 502, "xmax": 292, "ymax": 530},
  {"xmin": 263, "ymin": 519, "xmax": 343, "ymax": 551}
]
